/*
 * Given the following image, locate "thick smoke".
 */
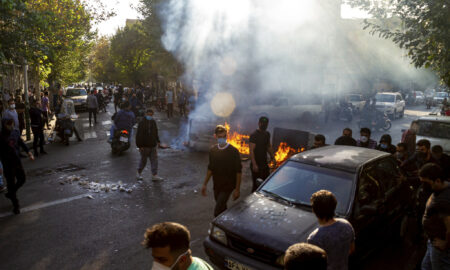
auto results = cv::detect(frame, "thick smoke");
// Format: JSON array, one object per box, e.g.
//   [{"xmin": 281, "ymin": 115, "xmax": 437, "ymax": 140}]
[{"xmin": 158, "ymin": 0, "xmax": 436, "ymax": 127}]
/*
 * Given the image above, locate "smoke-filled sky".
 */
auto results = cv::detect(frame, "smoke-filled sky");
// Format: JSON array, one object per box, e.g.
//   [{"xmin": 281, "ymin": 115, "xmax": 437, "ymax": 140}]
[{"xmin": 159, "ymin": 0, "xmax": 435, "ymax": 108}]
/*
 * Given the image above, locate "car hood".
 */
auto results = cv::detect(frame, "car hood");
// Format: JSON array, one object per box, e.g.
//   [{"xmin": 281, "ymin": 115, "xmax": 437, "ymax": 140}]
[
  {"xmin": 214, "ymin": 193, "xmax": 318, "ymax": 252},
  {"xmin": 376, "ymin": 102, "xmax": 394, "ymax": 106},
  {"xmin": 68, "ymin": 95, "xmax": 87, "ymax": 100}
]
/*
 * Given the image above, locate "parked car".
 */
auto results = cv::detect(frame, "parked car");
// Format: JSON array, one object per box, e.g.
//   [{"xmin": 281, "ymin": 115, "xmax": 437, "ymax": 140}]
[
  {"xmin": 415, "ymin": 116, "xmax": 450, "ymax": 154},
  {"xmin": 204, "ymin": 146, "xmax": 414, "ymax": 270},
  {"xmin": 64, "ymin": 88, "xmax": 88, "ymax": 110},
  {"xmin": 346, "ymin": 94, "xmax": 366, "ymax": 112},
  {"xmin": 433, "ymin": 92, "xmax": 449, "ymax": 105},
  {"xmin": 375, "ymin": 92, "xmax": 406, "ymax": 119},
  {"xmin": 410, "ymin": 91, "xmax": 424, "ymax": 105}
]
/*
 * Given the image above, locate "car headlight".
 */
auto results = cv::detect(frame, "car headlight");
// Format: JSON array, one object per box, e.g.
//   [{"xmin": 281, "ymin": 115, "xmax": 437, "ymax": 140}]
[
  {"xmin": 210, "ymin": 225, "xmax": 227, "ymax": 246},
  {"xmin": 276, "ymin": 254, "xmax": 285, "ymax": 266}
]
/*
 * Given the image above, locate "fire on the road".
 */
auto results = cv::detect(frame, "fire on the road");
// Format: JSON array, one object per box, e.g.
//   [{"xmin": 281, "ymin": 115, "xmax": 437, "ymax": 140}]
[
  {"xmin": 224, "ymin": 123, "xmax": 305, "ymax": 167},
  {"xmin": 224, "ymin": 122, "xmax": 250, "ymax": 155}
]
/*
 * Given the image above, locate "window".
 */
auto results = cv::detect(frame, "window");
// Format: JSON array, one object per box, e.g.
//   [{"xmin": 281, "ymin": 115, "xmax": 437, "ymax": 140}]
[
  {"xmin": 373, "ymin": 158, "xmax": 401, "ymax": 191},
  {"xmin": 396, "ymin": 95, "xmax": 403, "ymax": 101},
  {"xmin": 375, "ymin": 94, "xmax": 395, "ymax": 103},
  {"xmin": 417, "ymin": 121, "xmax": 450, "ymax": 139},
  {"xmin": 260, "ymin": 161, "xmax": 354, "ymax": 215}
]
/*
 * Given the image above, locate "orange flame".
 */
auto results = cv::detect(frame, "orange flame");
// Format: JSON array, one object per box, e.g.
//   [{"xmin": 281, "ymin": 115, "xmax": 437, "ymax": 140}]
[
  {"xmin": 272, "ymin": 142, "xmax": 305, "ymax": 168},
  {"xmin": 224, "ymin": 122, "xmax": 250, "ymax": 155}
]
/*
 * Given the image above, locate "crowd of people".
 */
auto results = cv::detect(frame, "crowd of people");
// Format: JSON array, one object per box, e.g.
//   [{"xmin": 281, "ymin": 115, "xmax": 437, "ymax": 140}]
[{"xmin": 1, "ymin": 84, "xmax": 449, "ymax": 269}]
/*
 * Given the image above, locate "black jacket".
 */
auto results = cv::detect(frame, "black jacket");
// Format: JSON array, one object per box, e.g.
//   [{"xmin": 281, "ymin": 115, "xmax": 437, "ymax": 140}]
[
  {"xmin": 136, "ymin": 118, "xmax": 160, "ymax": 148},
  {"xmin": 29, "ymin": 107, "xmax": 44, "ymax": 128}
]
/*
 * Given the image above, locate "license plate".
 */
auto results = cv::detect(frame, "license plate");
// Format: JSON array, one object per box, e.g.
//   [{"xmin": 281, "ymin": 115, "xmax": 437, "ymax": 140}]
[
  {"xmin": 119, "ymin": 137, "xmax": 128, "ymax": 143},
  {"xmin": 225, "ymin": 258, "xmax": 252, "ymax": 270}
]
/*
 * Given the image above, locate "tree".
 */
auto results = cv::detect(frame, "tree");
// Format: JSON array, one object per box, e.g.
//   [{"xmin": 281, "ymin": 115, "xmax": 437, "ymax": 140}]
[
  {"xmin": 90, "ymin": 37, "xmax": 117, "ymax": 83},
  {"xmin": 348, "ymin": 0, "xmax": 450, "ymax": 86},
  {"xmin": 110, "ymin": 23, "xmax": 153, "ymax": 86}
]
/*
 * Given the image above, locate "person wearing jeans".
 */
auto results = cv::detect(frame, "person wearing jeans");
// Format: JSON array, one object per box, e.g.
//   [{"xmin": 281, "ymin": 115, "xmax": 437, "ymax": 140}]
[
  {"xmin": 86, "ymin": 90, "xmax": 98, "ymax": 126},
  {"xmin": 135, "ymin": 109, "xmax": 162, "ymax": 181},
  {"xmin": 29, "ymin": 100, "xmax": 47, "ymax": 156}
]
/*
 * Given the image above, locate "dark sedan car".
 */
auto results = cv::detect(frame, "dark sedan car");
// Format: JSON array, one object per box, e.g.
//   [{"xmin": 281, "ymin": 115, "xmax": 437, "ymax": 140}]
[{"xmin": 204, "ymin": 146, "xmax": 414, "ymax": 270}]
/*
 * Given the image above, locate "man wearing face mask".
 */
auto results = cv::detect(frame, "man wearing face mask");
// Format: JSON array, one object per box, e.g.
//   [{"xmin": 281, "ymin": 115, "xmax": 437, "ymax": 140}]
[
  {"xmin": 376, "ymin": 134, "xmax": 396, "ymax": 154},
  {"xmin": 249, "ymin": 116, "xmax": 275, "ymax": 192},
  {"xmin": 2, "ymin": 99, "xmax": 20, "ymax": 132},
  {"xmin": 143, "ymin": 222, "xmax": 213, "ymax": 270},
  {"xmin": 136, "ymin": 109, "xmax": 163, "ymax": 181},
  {"xmin": 0, "ymin": 119, "xmax": 34, "ymax": 214},
  {"xmin": 401, "ymin": 139, "xmax": 438, "ymax": 171},
  {"xmin": 419, "ymin": 163, "xmax": 450, "ymax": 270},
  {"xmin": 356, "ymin": 128, "xmax": 377, "ymax": 149},
  {"xmin": 202, "ymin": 125, "xmax": 242, "ymax": 217},
  {"xmin": 395, "ymin": 143, "xmax": 409, "ymax": 163}
]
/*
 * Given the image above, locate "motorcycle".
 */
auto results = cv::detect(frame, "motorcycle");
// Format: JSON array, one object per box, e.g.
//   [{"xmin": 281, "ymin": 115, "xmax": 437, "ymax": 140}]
[
  {"xmin": 332, "ymin": 103, "xmax": 353, "ymax": 122},
  {"xmin": 358, "ymin": 112, "xmax": 391, "ymax": 131},
  {"xmin": 111, "ymin": 129, "xmax": 130, "ymax": 155},
  {"xmin": 55, "ymin": 114, "xmax": 76, "ymax": 145}
]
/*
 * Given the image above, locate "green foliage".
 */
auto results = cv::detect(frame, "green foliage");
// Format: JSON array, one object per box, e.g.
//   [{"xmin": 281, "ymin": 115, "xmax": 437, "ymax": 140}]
[{"xmin": 347, "ymin": 0, "xmax": 450, "ymax": 86}]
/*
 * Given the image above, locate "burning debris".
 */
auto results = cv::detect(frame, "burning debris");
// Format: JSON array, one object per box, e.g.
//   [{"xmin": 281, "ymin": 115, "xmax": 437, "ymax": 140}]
[
  {"xmin": 224, "ymin": 122, "xmax": 250, "ymax": 155},
  {"xmin": 223, "ymin": 123, "xmax": 306, "ymax": 168}
]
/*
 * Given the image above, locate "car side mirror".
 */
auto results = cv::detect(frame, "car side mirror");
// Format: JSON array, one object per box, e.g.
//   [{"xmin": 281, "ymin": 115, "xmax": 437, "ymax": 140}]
[{"xmin": 255, "ymin": 178, "xmax": 265, "ymax": 188}]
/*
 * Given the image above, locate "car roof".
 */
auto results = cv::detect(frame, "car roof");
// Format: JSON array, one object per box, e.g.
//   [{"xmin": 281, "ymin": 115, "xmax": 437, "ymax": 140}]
[
  {"xmin": 290, "ymin": 145, "xmax": 390, "ymax": 173},
  {"xmin": 418, "ymin": 116, "xmax": 450, "ymax": 123},
  {"xmin": 376, "ymin": 92, "xmax": 399, "ymax": 95}
]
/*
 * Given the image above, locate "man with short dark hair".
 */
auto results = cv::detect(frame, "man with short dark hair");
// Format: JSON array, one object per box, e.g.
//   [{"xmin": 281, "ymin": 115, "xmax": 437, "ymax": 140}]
[
  {"xmin": 432, "ymin": 145, "xmax": 450, "ymax": 180},
  {"xmin": 136, "ymin": 109, "xmax": 163, "ymax": 181},
  {"xmin": 249, "ymin": 116, "xmax": 274, "ymax": 192},
  {"xmin": 356, "ymin": 128, "xmax": 377, "ymax": 149},
  {"xmin": 396, "ymin": 142, "xmax": 409, "ymax": 163},
  {"xmin": 307, "ymin": 190, "xmax": 355, "ymax": 270},
  {"xmin": 29, "ymin": 100, "xmax": 47, "ymax": 156},
  {"xmin": 284, "ymin": 243, "xmax": 327, "ymax": 270},
  {"xmin": 334, "ymin": 128, "xmax": 356, "ymax": 146},
  {"xmin": 142, "ymin": 222, "xmax": 213, "ymax": 270},
  {"xmin": 401, "ymin": 139, "xmax": 438, "ymax": 171},
  {"xmin": 312, "ymin": 134, "xmax": 327, "ymax": 149},
  {"xmin": 419, "ymin": 163, "xmax": 450, "ymax": 270},
  {"xmin": 202, "ymin": 125, "xmax": 242, "ymax": 217}
]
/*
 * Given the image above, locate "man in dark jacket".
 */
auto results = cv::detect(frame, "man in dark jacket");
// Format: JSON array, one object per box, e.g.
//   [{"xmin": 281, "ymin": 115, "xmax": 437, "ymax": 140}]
[
  {"xmin": 29, "ymin": 100, "xmax": 47, "ymax": 156},
  {"xmin": 136, "ymin": 109, "xmax": 162, "ymax": 181},
  {"xmin": 0, "ymin": 119, "xmax": 34, "ymax": 214},
  {"xmin": 202, "ymin": 125, "xmax": 242, "ymax": 217}
]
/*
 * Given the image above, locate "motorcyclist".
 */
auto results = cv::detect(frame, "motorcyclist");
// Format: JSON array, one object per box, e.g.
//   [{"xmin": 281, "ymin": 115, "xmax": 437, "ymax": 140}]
[{"xmin": 109, "ymin": 101, "xmax": 135, "ymax": 143}]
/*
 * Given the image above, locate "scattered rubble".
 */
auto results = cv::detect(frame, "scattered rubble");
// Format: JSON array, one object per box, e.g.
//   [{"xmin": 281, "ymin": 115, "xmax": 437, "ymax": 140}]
[{"xmin": 57, "ymin": 175, "xmax": 136, "ymax": 194}]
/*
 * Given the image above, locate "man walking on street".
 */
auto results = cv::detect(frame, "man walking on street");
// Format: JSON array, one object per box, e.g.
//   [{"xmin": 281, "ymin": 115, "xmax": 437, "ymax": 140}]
[
  {"xmin": 0, "ymin": 119, "xmax": 35, "ymax": 214},
  {"xmin": 86, "ymin": 90, "xmax": 98, "ymax": 126},
  {"xmin": 2, "ymin": 99, "xmax": 19, "ymax": 131},
  {"xmin": 29, "ymin": 100, "xmax": 47, "ymax": 157},
  {"xmin": 178, "ymin": 88, "xmax": 187, "ymax": 117},
  {"xmin": 249, "ymin": 116, "xmax": 274, "ymax": 192},
  {"xmin": 419, "ymin": 163, "xmax": 450, "ymax": 270},
  {"xmin": 166, "ymin": 87, "xmax": 174, "ymax": 119},
  {"xmin": 41, "ymin": 91, "xmax": 51, "ymax": 129},
  {"xmin": 136, "ymin": 109, "xmax": 163, "ymax": 181},
  {"xmin": 202, "ymin": 125, "xmax": 242, "ymax": 217}
]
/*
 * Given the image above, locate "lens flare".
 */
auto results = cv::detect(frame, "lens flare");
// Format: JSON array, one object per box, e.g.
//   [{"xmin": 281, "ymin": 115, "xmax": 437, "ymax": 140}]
[{"xmin": 210, "ymin": 92, "xmax": 236, "ymax": 117}]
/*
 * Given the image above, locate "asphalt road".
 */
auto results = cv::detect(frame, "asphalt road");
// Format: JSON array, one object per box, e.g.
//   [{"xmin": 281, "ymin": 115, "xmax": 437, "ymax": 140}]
[{"xmin": 0, "ymin": 103, "xmax": 434, "ymax": 270}]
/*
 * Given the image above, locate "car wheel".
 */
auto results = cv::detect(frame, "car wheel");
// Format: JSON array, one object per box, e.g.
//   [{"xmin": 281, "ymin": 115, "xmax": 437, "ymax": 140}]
[{"xmin": 383, "ymin": 121, "xmax": 392, "ymax": 131}]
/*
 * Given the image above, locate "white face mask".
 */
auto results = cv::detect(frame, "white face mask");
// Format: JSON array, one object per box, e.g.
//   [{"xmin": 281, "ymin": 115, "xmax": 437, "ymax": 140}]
[
  {"xmin": 151, "ymin": 251, "xmax": 189, "ymax": 270},
  {"xmin": 10, "ymin": 104, "xmax": 15, "ymax": 109},
  {"xmin": 360, "ymin": 136, "xmax": 368, "ymax": 143}
]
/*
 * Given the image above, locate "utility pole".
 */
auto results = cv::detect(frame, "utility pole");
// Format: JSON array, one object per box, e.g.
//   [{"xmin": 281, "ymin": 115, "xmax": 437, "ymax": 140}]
[{"xmin": 23, "ymin": 59, "xmax": 31, "ymax": 141}]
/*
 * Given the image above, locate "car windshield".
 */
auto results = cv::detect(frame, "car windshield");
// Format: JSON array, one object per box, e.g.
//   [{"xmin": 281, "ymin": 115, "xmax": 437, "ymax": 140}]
[
  {"xmin": 375, "ymin": 94, "xmax": 395, "ymax": 103},
  {"xmin": 436, "ymin": 92, "xmax": 448, "ymax": 97},
  {"xmin": 66, "ymin": 89, "xmax": 87, "ymax": 96},
  {"xmin": 417, "ymin": 121, "xmax": 450, "ymax": 139},
  {"xmin": 259, "ymin": 161, "xmax": 354, "ymax": 215},
  {"xmin": 416, "ymin": 92, "xmax": 423, "ymax": 97},
  {"xmin": 348, "ymin": 95, "xmax": 361, "ymax": 102}
]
